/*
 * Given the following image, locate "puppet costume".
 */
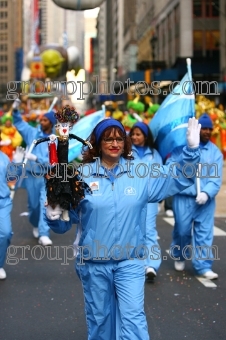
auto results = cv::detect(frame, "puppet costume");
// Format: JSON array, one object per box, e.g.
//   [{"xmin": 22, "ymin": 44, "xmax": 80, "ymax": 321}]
[{"xmin": 34, "ymin": 106, "xmax": 92, "ymax": 221}]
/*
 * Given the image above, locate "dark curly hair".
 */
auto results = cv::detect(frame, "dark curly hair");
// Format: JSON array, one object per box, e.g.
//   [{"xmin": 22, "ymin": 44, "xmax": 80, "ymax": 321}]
[
  {"xmin": 54, "ymin": 105, "xmax": 79, "ymax": 123},
  {"xmin": 82, "ymin": 127, "xmax": 134, "ymax": 163}
]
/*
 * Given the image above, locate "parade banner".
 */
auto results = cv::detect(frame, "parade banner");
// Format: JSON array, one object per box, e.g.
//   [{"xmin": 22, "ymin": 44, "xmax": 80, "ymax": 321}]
[
  {"xmin": 68, "ymin": 106, "xmax": 105, "ymax": 162},
  {"xmin": 150, "ymin": 59, "xmax": 195, "ymax": 161}
]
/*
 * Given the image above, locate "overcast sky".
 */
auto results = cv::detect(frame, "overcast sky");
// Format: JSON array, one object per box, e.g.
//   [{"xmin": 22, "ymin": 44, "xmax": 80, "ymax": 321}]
[{"xmin": 84, "ymin": 7, "xmax": 100, "ymax": 18}]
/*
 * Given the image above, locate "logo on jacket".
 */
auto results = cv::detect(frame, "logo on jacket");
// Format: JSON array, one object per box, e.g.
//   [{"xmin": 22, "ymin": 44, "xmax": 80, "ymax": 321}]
[
  {"xmin": 124, "ymin": 186, "xmax": 136, "ymax": 195},
  {"xmin": 89, "ymin": 181, "xmax": 99, "ymax": 191}
]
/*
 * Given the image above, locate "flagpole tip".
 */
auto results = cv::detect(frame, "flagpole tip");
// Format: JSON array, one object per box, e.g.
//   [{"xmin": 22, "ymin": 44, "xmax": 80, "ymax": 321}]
[{"xmin": 186, "ymin": 58, "xmax": 191, "ymax": 66}]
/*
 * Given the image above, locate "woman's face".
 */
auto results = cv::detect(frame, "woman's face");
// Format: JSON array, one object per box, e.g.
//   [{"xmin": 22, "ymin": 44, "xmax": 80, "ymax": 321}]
[
  {"xmin": 130, "ymin": 127, "xmax": 145, "ymax": 147},
  {"xmin": 100, "ymin": 128, "xmax": 125, "ymax": 164}
]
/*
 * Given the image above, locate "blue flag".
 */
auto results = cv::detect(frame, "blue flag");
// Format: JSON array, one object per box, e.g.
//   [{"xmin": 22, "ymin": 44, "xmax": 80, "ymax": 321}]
[
  {"xmin": 149, "ymin": 67, "xmax": 195, "ymax": 161},
  {"xmin": 68, "ymin": 107, "xmax": 105, "ymax": 162}
]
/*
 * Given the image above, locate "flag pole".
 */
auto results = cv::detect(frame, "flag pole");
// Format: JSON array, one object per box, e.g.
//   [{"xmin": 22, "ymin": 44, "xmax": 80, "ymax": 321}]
[{"xmin": 186, "ymin": 58, "xmax": 200, "ymax": 195}]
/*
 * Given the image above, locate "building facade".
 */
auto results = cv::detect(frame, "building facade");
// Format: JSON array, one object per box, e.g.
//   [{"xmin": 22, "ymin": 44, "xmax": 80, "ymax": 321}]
[
  {"xmin": 0, "ymin": 0, "xmax": 23, "ymax": 103},
  {"xmin": 136, "ymin": 0, "xmax": 224, "ymax": 82}
]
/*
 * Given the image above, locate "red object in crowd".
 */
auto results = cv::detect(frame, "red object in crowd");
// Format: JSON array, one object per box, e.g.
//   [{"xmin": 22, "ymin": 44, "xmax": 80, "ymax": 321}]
[
  {"xmin": 221, "ymin": 129, "xmax": 226, "ymax": 160},
  {"xmin": 48, "ymin": 142, "xmax": 58, "ymax": 165},
  {"xmin": 85, "ymin": 109, "xmax": 96, "ymax": 116}
]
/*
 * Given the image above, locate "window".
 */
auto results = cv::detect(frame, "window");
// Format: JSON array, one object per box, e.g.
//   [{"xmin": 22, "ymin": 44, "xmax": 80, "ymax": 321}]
[
  {"xmin": 0, "ymin": 32, "xmax": 7, "ymax": 40},
  {"xmin": 193, "ymin": 31, "xmax": 203, "ymax": 50},
  {"xmin": 193, "ymin": 0, "xmax": 219, "ymax": 17},
  {"xmin": 0, "ymin": 65, "xmax": 7, "ymax": 72},
  {"xmin": 0, "ymin": 1, "xmax": 7, "ymax": 8},
  {"xmin": 0, "ymin": 22, "xmax": 7, "ymax": 29},
  {"xmin": 0, "ymin": 11, "xmax": 7, "ymax": 18},
  {"xmin": 0, "ymin": 44, "xmax": 7, "ymax": 51},
  {"xmin": 206, "ymin": 0, "xmax": 219, "ymax": 17},
  {"xmin": 206, "ymin": 31, "xmax": 220, "ymax": 49},
  {"xmin": 0, "ymin": 55, "xmax": 7, "ymax": 61},
  {"xmin": 193, "ymin": 0, "xmax": 202, "ymax": 17},
  {"xmin": 193, "ymin": 30, "xmax": 220, "ymax": 51}
]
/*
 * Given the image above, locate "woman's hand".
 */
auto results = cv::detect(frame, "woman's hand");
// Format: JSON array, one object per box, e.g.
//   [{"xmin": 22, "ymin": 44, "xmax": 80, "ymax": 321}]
[
  {"xmin": 46, "ymin": 204, "xmax": 63, "ymax": 220},
  {"xmin": 186, "ymin": 117, "xmax": 201, "ymax": 148}
]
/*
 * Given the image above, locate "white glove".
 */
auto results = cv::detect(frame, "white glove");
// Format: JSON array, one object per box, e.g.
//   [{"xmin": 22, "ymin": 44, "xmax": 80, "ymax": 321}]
[
  {"xmin": 12, "ymin": 146, "xmax": 25, "ymax": 163},
  {"xmin": 46, "ymin": 204, "xmax": 63, "ymax": 220},
  {"xmin": 12, "ymin": 99, "xmax": 21, "ymax": 110},
  {"xmin": 49, "ymin": 134, "xmax": 57, "ymax": 142},
  {"xmin": 186, "ymin": 117, "xmax": 201, "ymax": 148},
  {"xmin": 0, "ymin": 139, "xmax": 11, "ymax": 146},
  {"xmin": 25, "ymin": 152, "xmax": 37, "ymax": 161},
  {"xmin": 196, "ymin": 192, "xmax": 209, "ymax": 205}
]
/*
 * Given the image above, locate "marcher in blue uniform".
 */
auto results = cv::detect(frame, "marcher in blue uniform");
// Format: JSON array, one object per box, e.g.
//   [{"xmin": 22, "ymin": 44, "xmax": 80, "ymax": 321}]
[
  {"xmin": 0, "ymin": 150, "xmax": 13, "ymax": 280},
  {"xmin": 12, "ymin": 99, "xmax": 57, "ymax": 246},
  {"xmin": 130, "ymin": 122, "xmax": 162, "ymax": 281},
  {"xmin": 0, "ymin": 141, "xmax": 25, "ymax": 280},
  {"xmin": 167, "ymin": 113, "xmax": 223, "ymax": 279},
  {"xmin": 45, "ymin": 118, "xmax": 201, "ymax": 340}
]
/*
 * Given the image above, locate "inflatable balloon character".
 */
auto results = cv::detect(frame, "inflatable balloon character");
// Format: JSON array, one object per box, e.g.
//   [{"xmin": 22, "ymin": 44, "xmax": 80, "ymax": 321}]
[
  {"xmin": 22, "ymin": 44, "xmax": 81, "ymax": 82},
  {"xmin": 33, "ymin": 105, "xmax": 92, "ymax": 221}
]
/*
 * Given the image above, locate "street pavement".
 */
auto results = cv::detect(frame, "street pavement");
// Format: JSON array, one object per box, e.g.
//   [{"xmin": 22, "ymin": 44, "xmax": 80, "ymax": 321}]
[{"xmin": 0, "ymin": 187, "xmax": 226, "ymax": 340}]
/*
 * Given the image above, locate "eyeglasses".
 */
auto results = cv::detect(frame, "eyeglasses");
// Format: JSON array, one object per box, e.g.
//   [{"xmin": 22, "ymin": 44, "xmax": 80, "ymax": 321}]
[{"xmin": 103, "ymin": 137, "xmax": 125, "ymax": 144}]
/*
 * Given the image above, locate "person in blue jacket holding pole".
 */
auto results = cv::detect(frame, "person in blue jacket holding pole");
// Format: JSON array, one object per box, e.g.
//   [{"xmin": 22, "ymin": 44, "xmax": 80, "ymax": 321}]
[
  {"xmin": 45, "ymin": 117, "xmax": 201, "ymax": 340},
  {"xmin": 12, "ymin": 99, "xmax": 57, "ymax": 246},
  {"xmin": 167, "ymin": 113, "xmax": 223, "ymax": 280},
  {"xmin": 129, "ymin": 122, "xmax": 162, "ymax": 281},
  {"xmin": 0, "ymin": 136, "xmax": 25, "ymax": 280}
]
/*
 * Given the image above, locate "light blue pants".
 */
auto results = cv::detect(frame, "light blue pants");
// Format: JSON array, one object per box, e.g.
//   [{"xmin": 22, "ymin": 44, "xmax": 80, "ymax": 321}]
[
  {"xmin": 24, "ymin": 172, "xmax": 50, "ymax": 237},
  {"xmin": 76, "ymin": 259, "xmax": 150, "ymax": 340},
  {"xmin": 144, "ymin": 203, "xmax": 162, "ymax": 271},
  {"xmin": 171, "ymin": 195, "xmax": 216, "ymax": 275},
  {"xmin": 0, "ymin": 201, "xmax": 13, "ymax": 268}
]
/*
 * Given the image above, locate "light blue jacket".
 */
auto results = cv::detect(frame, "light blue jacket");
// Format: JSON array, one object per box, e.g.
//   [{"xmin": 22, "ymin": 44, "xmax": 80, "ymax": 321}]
[
  {"xmin": 131, "ymin": 145, "xmax": 162, "ymax": 215},
  {"xmin": 166, "ymin": 141, "xmax": 223, "ymax": 198},
  {"xmin": 131, "ymin": 145, "xmax": 162, "ymax": 167},
  {"xmin": 46, "ymin": 147, "xmax": 200, "ymax": 261},
  {"xmin": 0, "ymin": 151, "xmax": 11, "ymax": 208},
  {"xmin": 12, "ymin": 109, "xmax": 54, "ymax": 174}
]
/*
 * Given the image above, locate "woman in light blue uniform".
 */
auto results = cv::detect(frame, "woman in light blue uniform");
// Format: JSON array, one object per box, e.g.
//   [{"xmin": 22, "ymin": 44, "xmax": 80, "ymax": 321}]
[
  {"xmin": 0, "ymin": 150, "xmax": 13, "ymax": 280},
  {"xmin": 45, "ymin": 118, "xmax": 201, "ymax": 340},
  {"xmin": 130, "ymin": 122, "xmax": 162, "ymax": 281}
]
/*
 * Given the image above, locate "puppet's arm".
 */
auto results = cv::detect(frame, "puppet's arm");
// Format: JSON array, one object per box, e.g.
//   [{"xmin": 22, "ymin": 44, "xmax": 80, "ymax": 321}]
[
  {"xmin": 69, "ymin": 133, "xmax": 93, "ymax": 149},
  {"xmin": 35, "ymin": 134, "xmax": 57, "ymax": 146}
]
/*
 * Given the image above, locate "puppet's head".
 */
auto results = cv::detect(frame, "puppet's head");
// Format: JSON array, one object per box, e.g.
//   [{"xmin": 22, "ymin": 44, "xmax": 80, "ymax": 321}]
[{"xmin": 55, "ymin": 105, "xmax": 79, "ymax": 137}]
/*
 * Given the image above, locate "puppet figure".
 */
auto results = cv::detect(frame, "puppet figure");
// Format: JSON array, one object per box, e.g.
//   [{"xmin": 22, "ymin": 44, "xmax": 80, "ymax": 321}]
[{"xmin": 34, "ymin": 105, "xmax": 92, "ymax": 221}]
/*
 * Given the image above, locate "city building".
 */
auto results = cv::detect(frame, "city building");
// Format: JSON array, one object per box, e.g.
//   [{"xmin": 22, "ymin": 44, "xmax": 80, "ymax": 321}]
[
  {"xmin": 0, "ymin": 0, "xmax": 23, "ymax": 103},
  {"xmin": 96, "ymin": 1, "xmax": 107, "ymax": 89},
  {"xmin": 84, "ymin": 9, "xmax": 98, "ymax": 72},
  {"xmin": 136, "ymin": 0, "xmax": 226, "ymax": 102},
  {"xmin": 96, "ymin": 0, "xmax": 138, "ymax": 103}
]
